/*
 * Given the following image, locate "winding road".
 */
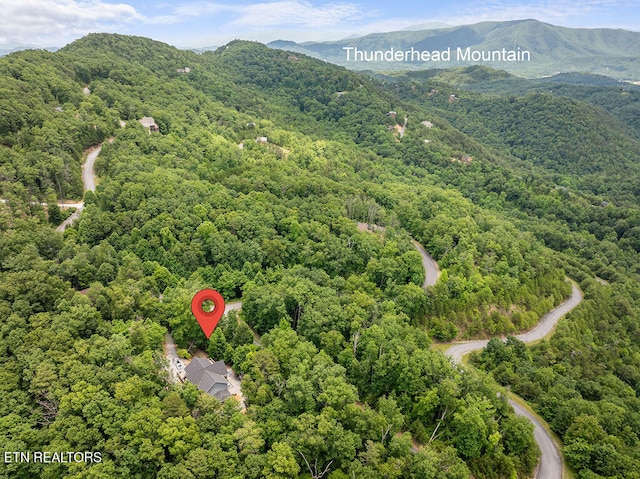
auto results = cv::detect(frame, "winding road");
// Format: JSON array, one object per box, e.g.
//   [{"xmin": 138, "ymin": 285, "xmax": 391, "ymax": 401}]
[
  {"xmin": 356, "ymin": 222, "xmax": 440, "ymax": 288},
  {"xmin": 510, "ymin": 399, "xmax": 563, "ymax": 479},
  {"xmin": 357, "ymin": 222, "xmax": 577, "ymax": 477},
  {"xmin": 55, "ymin": 144, "xmax": 101, "ymax": 232},
  {"xmin": 1, "ymin": 143, "xmax": 96, "ymax": 226},
  {"xmin": 444, "ymin": 283, "xmax": 582, "ymax": 479},
  {"xmin": 411, "ymin": 238, "xmax": 440, "ymax": 288},
  {"xmin": 446, "ymin": 283, "xmax": 583, "ymax": 363},
  {"xmin": 353, "ymin": 217, "xmax": 580, "ymax": 478}
]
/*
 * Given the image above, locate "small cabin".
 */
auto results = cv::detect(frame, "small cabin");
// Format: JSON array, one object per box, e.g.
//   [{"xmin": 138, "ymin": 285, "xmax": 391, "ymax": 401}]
[{"xmin": 139, "ymin": 116, "xmax": 160, "ymax": 133}]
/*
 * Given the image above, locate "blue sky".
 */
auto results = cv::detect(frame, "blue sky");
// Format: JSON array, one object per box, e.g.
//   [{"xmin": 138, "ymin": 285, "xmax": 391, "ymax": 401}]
[{"xmin": 1, "ymin": 0, "xmax": 638, "ymax": 48}]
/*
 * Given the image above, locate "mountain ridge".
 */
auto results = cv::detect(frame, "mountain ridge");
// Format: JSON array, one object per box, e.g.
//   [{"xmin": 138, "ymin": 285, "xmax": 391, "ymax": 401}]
[
  {"xmin": 268, "ymin": 19, "xmax": 640, "ymax": 80},
  {"xmin": 1, "ymin": 33, "xmax": 640, "ymax": 479}
]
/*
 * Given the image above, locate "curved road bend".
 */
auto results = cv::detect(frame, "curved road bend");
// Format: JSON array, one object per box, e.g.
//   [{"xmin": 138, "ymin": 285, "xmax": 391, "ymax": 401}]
[
  {"xmin": 331, "ymin": 222, "xmax": 574, "ymax": 477},
  {"xmin": 356, "ymin": 222, "xmax": 440, "ymax": 288},
  {"xmin": 82, "ymin": 144, "xmax": 100, "ymax": 193},
  {"xmin": 446, "ymin": 284, "xmax": 583, "ymax": 363},
  {"xmin": 411, "ymin": 239, "xmax": 440, "ymax": 288},
  {"xmin": 515, "ymin": 284, "xmax": 582, "ymax": 344},
  {"xmin": 55, "ymin": 144, "xmax": 101, "ymax": 233},
  {"xmin": 171, "ymin": 224, "xmax": 573, "ymax": 477},
  {"xmin": 444, "ymin": 283, "xmax": 583, "ymax": 479}
]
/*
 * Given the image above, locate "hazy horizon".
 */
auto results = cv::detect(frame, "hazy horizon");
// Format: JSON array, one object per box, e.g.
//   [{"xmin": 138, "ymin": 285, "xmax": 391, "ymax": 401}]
[{"xmin": 1, "ymin": 0, "xmax": 638, "ymax": 50}]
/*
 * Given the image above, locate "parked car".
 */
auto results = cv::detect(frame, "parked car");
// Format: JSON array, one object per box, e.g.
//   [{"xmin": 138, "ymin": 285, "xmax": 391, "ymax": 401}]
[{"xmin": 174, "ymin": 358, "xmax": 184, "ymax": 370}]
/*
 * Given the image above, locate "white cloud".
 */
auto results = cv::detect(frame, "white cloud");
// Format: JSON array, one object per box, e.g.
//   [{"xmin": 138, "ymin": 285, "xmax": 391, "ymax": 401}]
[
  {"xmin": 1, "ymin": 0, "xmax": 635, "ymax": 49},
  {"xmin": 156, "ymin": 0, "xmax": 376, "ymax": 45},
  {"xmin": 0, "ymin": 0, "xmax": 142, "ymax": 45},
  {"xmin": 171, "ymin": 1, "xmax": 227, "ymax": 17},
  {"xmin": 229, "ymin": 1, "xmax": 366, "ymax": 28},
  {"xmin": 157, "ymin": 1, "xmax": 370, "ymax": 28}
]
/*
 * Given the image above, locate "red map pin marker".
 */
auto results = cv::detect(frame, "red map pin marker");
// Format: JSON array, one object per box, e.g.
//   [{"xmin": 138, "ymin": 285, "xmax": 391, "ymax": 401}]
[{"xmin": 191, "ymin": 289, "xmax": 226, "ymax": 339}]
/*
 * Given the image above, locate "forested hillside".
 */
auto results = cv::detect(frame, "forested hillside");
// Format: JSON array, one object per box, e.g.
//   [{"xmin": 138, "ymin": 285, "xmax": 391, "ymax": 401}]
[
  {"xmin": 384, "ymin": 65, "xmax": 640, "ymax": 477},
  {"xmin": 385, "ymin": 70, "xmax": 640, "ymax": 206},
  {"xmin": 0, "ymin": 33, "xmax": 639, "ymax": 478},
  {"xmin": 394, "ymin": 67, "xmax": 640, "ymax": 141}
]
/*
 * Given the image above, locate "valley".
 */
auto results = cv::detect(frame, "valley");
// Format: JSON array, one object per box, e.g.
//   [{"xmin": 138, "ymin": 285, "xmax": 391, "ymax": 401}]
[{"xmin": 0, "ymin": 33, "xmax": 639, "ymax": 479}]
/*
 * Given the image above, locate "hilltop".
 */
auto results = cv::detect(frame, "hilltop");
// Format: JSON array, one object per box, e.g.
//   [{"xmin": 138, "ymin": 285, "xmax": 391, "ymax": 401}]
[{"xmin": 0, "ymin": 34, "xmax": 639, "ymax": 479}]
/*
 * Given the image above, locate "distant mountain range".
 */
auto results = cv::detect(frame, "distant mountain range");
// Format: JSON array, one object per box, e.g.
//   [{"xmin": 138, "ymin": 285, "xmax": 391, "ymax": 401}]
[
  {"xmin": 268, "ymin": 19, "xmax": 640, "ymax": 80},
  {"xmin": 0, "ymin": 42, "xmax": 58, "ymax": 56},
  {"xmin": 3, "ymin": 19, "xmax": 638, "ymax": 81}
]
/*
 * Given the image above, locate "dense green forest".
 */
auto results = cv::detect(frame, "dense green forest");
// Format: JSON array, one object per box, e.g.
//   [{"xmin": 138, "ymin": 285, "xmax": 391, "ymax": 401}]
[
  {"xmin": 383, "ymin": 65, "xmax": 640, "ymax": 477},
  {"xmin": 383, "ymin": 66, "xmax": 640, "ymax": 205},
  {"xmin": 0, "ymin": 33, "xmax": 639, "ymax": 478},
  {"xmin": 391, "ymin": 67, "xmax": 640, "ymax": 140}
]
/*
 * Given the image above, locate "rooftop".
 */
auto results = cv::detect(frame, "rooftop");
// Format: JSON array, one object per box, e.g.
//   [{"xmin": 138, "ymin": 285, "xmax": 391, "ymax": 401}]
[{"xmin": 184, "ymin": 358, "xmax": 231, "ymax": 401}]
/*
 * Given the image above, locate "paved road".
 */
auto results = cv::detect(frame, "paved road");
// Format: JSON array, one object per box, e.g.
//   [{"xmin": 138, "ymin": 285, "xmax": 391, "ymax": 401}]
[
  {"xmin": 445, "ymin": 283, "xmax": 583, "ymax": 479},
  {"xmin": 510, "ymin": 399, "xmax": 562, "ymax": 479},
  {"xmin": 445, "ymin": 339, "xmax": 490, "ymax": 364},
  {"xmin": 411, "ymin": 239, "xmax": 440, "ymax": 287},
  {"xmin": 55, "ymin": 206, "xmax": 83, "ymax": 233},
  {"xmin": 55, "ymin": 144, "xmax": 101, "ymax": 233},
  {"xmin": 398, "ymin": 116, "xmax": 408, "ymax": 138},
  {"xmin": 446, "ymin": 284, "xmax": 582, "ymax": 363},
  {"xmin": 145, "ymin": 169, "xmax": 573, "ymax": 478},
  {"xmin": 292, "ymin": 219, "xmax": 569, "ymax": 478},
  {"xmin": 225, "ymin": 300, "xmax": 242, "ymax": 314},
  {"xmin": 175, "ymin": 218, "xmax": 569, "ymax": 478},
  {"xmin": 515, "ymin": 284, "xmax": 582, "ymax": 344},
  {"xmin": 399, "ymin": 235, "xmax": 574, "ymax": 476},
  {"xmin": 170, "ymin": 215, "xmax": 574, "ymax": 478},
  {"xmin": 82, "ymin": 145, "xmax": 100, "ymax": 192},
  {"xmin": 356, "ymin": 222, "xmax": 440, "ymax": 288},
  {"xmin": 2, "ymin": 140, "xmax": 103, "ymax": 232}
]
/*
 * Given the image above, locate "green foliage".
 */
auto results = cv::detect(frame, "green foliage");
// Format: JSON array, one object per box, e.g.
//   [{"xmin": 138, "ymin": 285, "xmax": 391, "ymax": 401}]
[
  {"xmin": 475, "ymin": 284, "xmax": 640, "ymax": 477},
  {"xmin": 2, "ymin": 32, "xmax": 639, "ymax": 479},
  {"xmin": 389, "ymin": 70, "xmax": 640, "ymax": 207}
]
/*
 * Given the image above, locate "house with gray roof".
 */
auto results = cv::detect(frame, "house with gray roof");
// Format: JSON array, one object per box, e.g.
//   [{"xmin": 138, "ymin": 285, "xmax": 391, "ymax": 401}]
[{"xmin": 184, "ymin": 358, "xmax": 231, "ymax": 401}]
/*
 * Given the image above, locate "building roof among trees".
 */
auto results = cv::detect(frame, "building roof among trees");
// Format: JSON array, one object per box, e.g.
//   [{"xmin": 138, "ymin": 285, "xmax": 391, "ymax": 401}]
[{"xmin": 184, "ymin": 359, "xmax": 230, "ymax": 401}]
